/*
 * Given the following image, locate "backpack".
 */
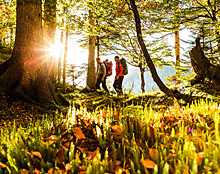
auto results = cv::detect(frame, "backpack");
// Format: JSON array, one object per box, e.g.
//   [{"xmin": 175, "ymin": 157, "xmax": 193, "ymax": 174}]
[
  {"xmin": 120, "ymin": 58, "xmax": 128, "ymax": 75},
  {"xmin": 104, "ymin": 61, "xmax": 113, "ymax": 76}
]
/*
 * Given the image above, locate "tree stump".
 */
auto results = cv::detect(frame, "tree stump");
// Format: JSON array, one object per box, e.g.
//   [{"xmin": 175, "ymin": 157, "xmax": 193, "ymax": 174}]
[{"xmin": 189, "ymin": 37, "xmax": 220, "ymax": 85}]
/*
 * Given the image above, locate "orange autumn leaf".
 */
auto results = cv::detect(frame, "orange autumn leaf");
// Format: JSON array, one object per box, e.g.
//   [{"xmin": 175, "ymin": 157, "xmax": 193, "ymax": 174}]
[
  {"xmin": 72, "ymin": 127, "xmax": 86, "ymax": 139},
  {"xmin": 65, "ymin": 163, "xmax": 71, "ymax": 171},
  {"xmin": 48, "ymin": 168, "xmax": 55, "ymax": 174},
  {"xmin": 56, "ymin": 148, "xmax": 64, "ymax": 164},
  {"xmin": 19, "ymin": 169, "xmax": 29, "ymax": 174},
  {"xmin": 88, "ymin": 147, "xmax": 100, "ymax": 160},
  {"xmin": 149, "ymin": 148, "xmax": 159, "ymax": 162},
  {"xmin": 80, "ymin": 165, "xmax": 87, "ymax": 171},
  {"xmin": 33, "ymin": 169, "xmax": 40, "ymax": 174},
  {"xmin": 101, "ymin": 110, "xmax": 107, "ymax": 117},
  {"xmin": 111, "ymin": 125, "xmax": 123, "ymax": 134},
  {"xmin": 0, "ymin": 162, "xmax": 6, "ymax": 168},
  {"xmin": 31, "ymin": 151, "xmax": 42, "ymax": 159},
  {"xmin": 140, "ymin": 159, "xmax": 156, "ymax": 169}
]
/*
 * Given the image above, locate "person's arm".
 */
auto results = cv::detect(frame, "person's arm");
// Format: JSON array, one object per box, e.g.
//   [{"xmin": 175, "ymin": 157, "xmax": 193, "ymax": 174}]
[
  {"xmin": 116, "ymin": 62, "xmax": 123, "ymax": 79},
  {"xmin": 101, "ymin": 63, "xmax": 106, "ymax": 79}
]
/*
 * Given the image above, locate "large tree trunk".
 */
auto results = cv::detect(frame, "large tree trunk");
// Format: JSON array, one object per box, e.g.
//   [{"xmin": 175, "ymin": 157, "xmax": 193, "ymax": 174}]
[
  {"xmin": 0, "ymin": 0, "xmax": 68, "ymax": 106},
  {"xmin": 129, "ymin": 0, "xmax": 174, "ymax": 97},
  {"xmin": 86, "ymin": 4, "xmax": 96, "ymax": 90},
  {"xmin": 189, "ymin": 37, "xmax": 220, "ymax": 85},
  {"xmin": 44, "ymin": 0, "xmax": 57, "ymax": 82}
]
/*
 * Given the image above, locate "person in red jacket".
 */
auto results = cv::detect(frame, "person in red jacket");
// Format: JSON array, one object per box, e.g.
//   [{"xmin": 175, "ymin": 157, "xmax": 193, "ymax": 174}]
[{"xmin": 113, "ymin": 56, "xmax": 124, "ymax": 96}]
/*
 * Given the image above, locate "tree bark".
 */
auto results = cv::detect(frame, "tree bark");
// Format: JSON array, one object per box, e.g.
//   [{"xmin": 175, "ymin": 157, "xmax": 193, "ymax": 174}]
[
  {"xmin": 189, "ymin": 37, "xmax": 220, "ymax": 85},
  {"xmin": 86, "ymin": 4, "xmax": 96, "ymax": 90},
  {"xmin": 129, "ymin": 0, "xmax": 174, "ymax": 97},
  {"xmin": 139, "ymin": 63, "xmax": 145, "ymax": 93},
  {"xmin": 0, "ymin": 0, "xmax": 68, "ymax": 106},
  {"xmin": 175, "ymin": 30, "xmax": 181, "ymax": 85}
]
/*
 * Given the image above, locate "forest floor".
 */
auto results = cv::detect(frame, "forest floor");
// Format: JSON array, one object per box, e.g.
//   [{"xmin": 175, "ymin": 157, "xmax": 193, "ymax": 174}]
[{"xmin": 0, "ymin": 81, "xmax": 219, "ymax": 173}]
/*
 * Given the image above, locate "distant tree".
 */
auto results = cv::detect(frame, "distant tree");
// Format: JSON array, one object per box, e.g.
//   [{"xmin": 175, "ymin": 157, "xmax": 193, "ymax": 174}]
[
  {"xmin": 0, "ymin": 0, "xmax": 68, "ymax": 106},
  {"xmin": 67, "ymin": 63, "xmax": 87, "ymax": 88},
  {"xmin": 44, "ymin": 0, "xmax": 57, "ymax": 81},
  {"xmin": 63, "ymin": 27, "xmax": 68, "ymax": 94},
  {"xmin": 86, "ymin": 2, "xmax": 96, "ymax": 90}
]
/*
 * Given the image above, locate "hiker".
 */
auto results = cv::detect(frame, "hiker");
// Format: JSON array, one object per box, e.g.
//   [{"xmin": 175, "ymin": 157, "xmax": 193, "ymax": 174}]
[
  {"xmin": 96, "ymin": 58, "xmax": 109, "ymax": 93},
  {"xmin": 104, "ymin": 59, "xmax": 113, "ymax": 77},
  {"xmin": 113, "ymin": 56, "xmax": 124, "ymax": 96}
]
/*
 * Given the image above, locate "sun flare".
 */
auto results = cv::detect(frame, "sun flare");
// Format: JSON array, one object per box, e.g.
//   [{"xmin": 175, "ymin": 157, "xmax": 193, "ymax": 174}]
[{"xmin": 47, "ymin": 42, "xmax": 61, "ymax": 59}]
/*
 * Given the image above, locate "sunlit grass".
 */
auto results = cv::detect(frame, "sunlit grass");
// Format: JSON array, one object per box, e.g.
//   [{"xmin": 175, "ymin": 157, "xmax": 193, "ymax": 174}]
[{"xmin": 0, "ymin": 99, "xmax": 219, "ymax": 173}]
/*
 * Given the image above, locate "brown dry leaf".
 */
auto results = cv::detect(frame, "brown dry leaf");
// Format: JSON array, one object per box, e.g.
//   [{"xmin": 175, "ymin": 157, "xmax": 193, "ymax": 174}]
[
  {"xmin": 149, "ymin": 148, "xmax": 159, "ymax": 162},
  {"xmin": 88, "ymin": 147, "xmax": 100, "ymax": 160},
  {"xmin": 33, "ymin": 169, "xmax": 41, "ymax": 174},
  {"xmin": 168, "ymin": 164, "xmax": 174, "ymax": 174},
  {"xmin": 48, "ymin": 168, "xmax": 55, "ymax": 174},
  {"xmin": 31, "ymin": 151, "xmax": 42, "ymax": 159},
  {"xmin": 80, "ymin": 165, "xmax": 87, "ymax": 171},
  {"xmin": 56, "ymin": 148, "xmax": 64, "ymax": 164},
  {"xmin": 65, "ymin": 163, "xmax": 71, "ymax": 171},
  {"xmin": 63, "ymin": 142, "xmax": 70, "ymax": 149},
  {"xmin": 72, "ymin": 127, "xmax": 86, "ymax": 139},
  {"xmin": 0, "ymin": 162, "xmax": 7, "ymax": 168},
  {"xmin": 197, "ymin": 152, "xmax": 205, "ymax": 166},
  {"xmin": 146, "ymin": 124, "xmax": 154, "ymax": 138},
  {"xmin": 111, "ymin": 125, "xmax": 123, "ymax": 134},
  {"xmin": 19, "ymin": 169, "xmax": 29, "ymax": 174},
  {"xmin": 140, "ymin": 159, "xmax": 156, "ymax": 169},
  {"xmin": 116, "ymin": 160, "xmax": 122, "ymax": 167}
]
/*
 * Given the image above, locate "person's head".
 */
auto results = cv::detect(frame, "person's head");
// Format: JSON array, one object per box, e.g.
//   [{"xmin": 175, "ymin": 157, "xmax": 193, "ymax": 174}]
[
  {"xmin": 104, "ymin": 59, "xmax": 109, "ymax": 64},
  {"xmin": 96, "ymin": 57, "xmax": 101, "ymax": 64},
  {"xmin": 114, "ymin": 56, "xmax": 119, "ymax": 62}
]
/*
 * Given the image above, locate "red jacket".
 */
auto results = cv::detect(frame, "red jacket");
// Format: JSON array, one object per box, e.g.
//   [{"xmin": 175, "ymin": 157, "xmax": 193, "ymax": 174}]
[{"xmin": 116, "ymin": 60, "xmax": 124, "ymax": 78}]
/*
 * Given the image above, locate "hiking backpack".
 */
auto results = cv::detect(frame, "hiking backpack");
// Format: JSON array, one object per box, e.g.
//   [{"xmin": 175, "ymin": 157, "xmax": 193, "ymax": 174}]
[
  {"xmin": 104, "ymin": 61, "xmax": 113, "ymax": 76},
  {"xmin": 120, "ymin": 58, "xmax": 128, "ymax": 75}
]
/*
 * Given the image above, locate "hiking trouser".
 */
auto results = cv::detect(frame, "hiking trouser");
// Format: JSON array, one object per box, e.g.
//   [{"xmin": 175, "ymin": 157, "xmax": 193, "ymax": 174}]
[
  {"xmin": 113, "ymin": 76, "xmax": 124, "ymax": 94},
  {"xmin": 96, "ymin": 75, "xmax": 109, "ymax": 92}
]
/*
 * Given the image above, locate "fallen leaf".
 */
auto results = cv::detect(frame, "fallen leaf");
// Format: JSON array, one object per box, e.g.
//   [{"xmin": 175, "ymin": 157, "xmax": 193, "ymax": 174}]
[
  {"xmin": 72, "ymin": 127, "xmax": 86, "ymax": 139},
  {"xmin": 149, "ymin": 148, "xmax": 159, "ymax": 162},
  {"xmin": 140, "ymin": 159, "xmax": 156, "ymax": 169},
  {"xmin": 111, "ymin": 125, "xmax": 123, "ymax": 134},
  {"xmin": 65, "ymin": 163, "xmax": 71, "ymax": 171},
  {"xmin": 88, "ymin": 147, "xmax": 100, "ymax": 160},
  {"xmin": 48, "ymin": 168, "xmax": 55, "ymax": 174},
  {"xmin": 33, "ymin": 169, "xmax": 40, "ymax": 174},
  {"xmin": 19, "ymin": 169, "xmax": 29, "ymax": 174},
  {"xmin": 31, "ymin": 151, "xmax": 42, "ymax": 159},
  {"xmin": 80, "ymin": 165, "xmax": 87, "ymax": 171},
  {"xmin": 0, "ymin": 162, "xmax": 7, "ymax": 168},
  {"xmin": 56, "ymin": 148, "xmax": 64, "ymax": 164}
]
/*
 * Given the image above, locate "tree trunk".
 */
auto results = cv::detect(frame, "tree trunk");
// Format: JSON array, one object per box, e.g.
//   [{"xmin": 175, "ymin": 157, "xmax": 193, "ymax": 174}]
[
  {"xmin": 0, "ymin": 0, "xmax": 68, "ymax": 106},
  {"xmin": 175, "ymin": 30, "xmax": 181, "ymax": 85},
  {"xmin": 189, "ymin": 37, "xmax": 220, "ymax": 85},
  {"xmin": 44, "ymin": 0, "xmax": 57, "ymax": 82},
  {"xmin": 63, "ymin": 29, "xmax": 68, "ymax": 94},
  {"xmin": 86, "ymin": 4, "xmax": 96, "ymax": 90},
  {"xmin": 58, "ymin": 18, "xmax": 64, "ymax": 85},
  {"xmin": 129, "ymin": 0, "xmax": 174, "ymax": 97},
  {"xmin": 139, "ymin": 63, "xmax": 145, "ymax": 93}
]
